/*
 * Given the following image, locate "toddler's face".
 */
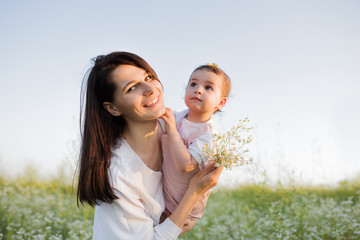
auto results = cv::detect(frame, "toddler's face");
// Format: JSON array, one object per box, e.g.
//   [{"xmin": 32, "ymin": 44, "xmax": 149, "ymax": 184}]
[{"xmin": 185, "ymin": 69, "xmax": 226, "ymax": 116}]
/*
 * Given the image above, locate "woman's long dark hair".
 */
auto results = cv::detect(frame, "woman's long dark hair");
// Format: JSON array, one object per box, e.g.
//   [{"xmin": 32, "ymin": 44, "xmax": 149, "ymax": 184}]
[{"xmin": 77, "ymin": 51, "xmax": 159, "ymax": 207}]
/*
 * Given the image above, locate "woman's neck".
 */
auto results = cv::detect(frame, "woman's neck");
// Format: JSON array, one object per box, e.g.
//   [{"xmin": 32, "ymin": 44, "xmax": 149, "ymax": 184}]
[
  {"xmin": 123, "ymin": 119, "xmax": 160, "ymax": 146},
  {"xmin": 123, "ymin": 119, "xmax": 163, "ymax": 171}
]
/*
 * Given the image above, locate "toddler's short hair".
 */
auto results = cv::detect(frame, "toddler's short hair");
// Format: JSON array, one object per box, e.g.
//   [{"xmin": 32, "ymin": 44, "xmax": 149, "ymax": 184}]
[{"xmin": 191, "ymin": 64, "xmax": 231, "ymax": 97}]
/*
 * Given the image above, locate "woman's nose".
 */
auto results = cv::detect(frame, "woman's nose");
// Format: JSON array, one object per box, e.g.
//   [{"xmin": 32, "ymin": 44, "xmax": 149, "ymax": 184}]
[{"xmin": 143, "ymin": 82, "xmax": 155, "ymax": 96}]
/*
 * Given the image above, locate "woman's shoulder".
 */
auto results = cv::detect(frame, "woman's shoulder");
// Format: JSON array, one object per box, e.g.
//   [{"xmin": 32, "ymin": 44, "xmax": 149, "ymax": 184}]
[
  {"xmin": 108, "ymin": 139, "xmax": 164, "ymax": 209},
  {"xmin": 108, "ymin": 140, "xmax": 144, "ymax": 195},
  {"xmin": 110, "ymin": 139, "xmax": 129, "ymax": 164},
  {"xmin": 110, "ymin": 139, "xmax": 142, "ymax": 177}
]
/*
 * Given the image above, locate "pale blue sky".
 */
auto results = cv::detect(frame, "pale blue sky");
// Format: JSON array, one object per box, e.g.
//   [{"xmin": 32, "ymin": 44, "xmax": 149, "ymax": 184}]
[{"xmin": 1, "ymin": 0, "xmax": 359, "ymax": 185}]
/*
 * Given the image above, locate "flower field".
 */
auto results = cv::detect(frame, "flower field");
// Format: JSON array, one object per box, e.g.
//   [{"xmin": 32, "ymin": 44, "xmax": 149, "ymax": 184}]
[
  {"xmin": 182, "ymin": 183, "xmax": 360, "ymax": 240},
  {"xmin": 1, "ymin": 174, "xmax": 360, "ymax": 240}
]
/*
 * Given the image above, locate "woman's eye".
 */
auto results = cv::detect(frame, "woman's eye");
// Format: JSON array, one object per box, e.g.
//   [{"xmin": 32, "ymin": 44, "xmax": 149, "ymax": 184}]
[
  {"xmin": 127, "ymin": 85, "xmax": 137, "ymax": 93},
  {"xmin": 145, "ymin": 76, "xmax": 152, "ymax": 81}
]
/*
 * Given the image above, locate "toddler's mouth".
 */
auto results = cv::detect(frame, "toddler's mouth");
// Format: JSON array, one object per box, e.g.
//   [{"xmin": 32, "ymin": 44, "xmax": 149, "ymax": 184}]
[{"xmin": 190, "ymin": 97, "xmax": 202, "ymax": 102}]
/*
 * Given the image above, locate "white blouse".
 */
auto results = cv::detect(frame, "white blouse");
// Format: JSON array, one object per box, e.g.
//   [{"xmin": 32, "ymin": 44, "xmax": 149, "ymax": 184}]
[{"xmin": 92, "ymin": 139, "xmax": 182, "ymax": 239}]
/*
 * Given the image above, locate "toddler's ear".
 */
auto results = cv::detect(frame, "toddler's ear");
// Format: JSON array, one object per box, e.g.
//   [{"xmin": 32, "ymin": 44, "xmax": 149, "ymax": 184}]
[{"xmin": 217, "ymin": 97, "xmax": 227, "ymax": 110}]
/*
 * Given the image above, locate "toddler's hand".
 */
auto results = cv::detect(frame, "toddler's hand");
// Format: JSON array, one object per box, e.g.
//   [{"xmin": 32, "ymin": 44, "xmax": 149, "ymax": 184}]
[{"xmin": 160, "ymin": 108, "xmax": 177, "ymax": 134}]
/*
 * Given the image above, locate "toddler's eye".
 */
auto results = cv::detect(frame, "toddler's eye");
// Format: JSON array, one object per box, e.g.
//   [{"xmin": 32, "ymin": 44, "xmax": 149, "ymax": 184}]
[
  {"xmin": 190, "ymin": 83, "xmax": 197, "ymax": 87},
  {"xmin": 205, "ymin": 85, "xmax": 213, "ymax": 90}
]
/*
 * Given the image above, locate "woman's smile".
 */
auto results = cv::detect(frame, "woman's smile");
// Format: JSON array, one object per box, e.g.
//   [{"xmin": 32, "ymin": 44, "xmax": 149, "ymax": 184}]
[{"xmin": 143, "ymin": 96, "xmax": 159, "ymax": 107}]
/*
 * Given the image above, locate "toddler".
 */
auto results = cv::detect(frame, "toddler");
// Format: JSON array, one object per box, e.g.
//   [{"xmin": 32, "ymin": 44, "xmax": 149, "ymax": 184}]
[{"xmin": 160, "ymin": 63, "xmax": 231, "ymax": 233}]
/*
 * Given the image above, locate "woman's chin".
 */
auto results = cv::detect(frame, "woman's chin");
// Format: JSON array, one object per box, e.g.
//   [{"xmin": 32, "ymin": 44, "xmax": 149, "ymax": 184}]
[
  {"xmin": 159, "ymin": 107, "xmax": 166, "ymax": 116},
  {"xmin": 147, "ymin": 106, "xmax": 166, "ymax": 120}
]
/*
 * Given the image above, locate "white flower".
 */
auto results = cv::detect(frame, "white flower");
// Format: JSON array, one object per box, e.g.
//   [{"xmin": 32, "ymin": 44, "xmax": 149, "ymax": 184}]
[{"xmin": 201, "ymin": 118, "xmax": 254, "ymax": 170}]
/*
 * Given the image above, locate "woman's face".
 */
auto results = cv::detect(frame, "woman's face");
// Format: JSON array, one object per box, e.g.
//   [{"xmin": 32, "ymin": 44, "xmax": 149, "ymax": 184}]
[{"xmin": 105, "ymin": 65, "xmax": 165, "ymax": 122}]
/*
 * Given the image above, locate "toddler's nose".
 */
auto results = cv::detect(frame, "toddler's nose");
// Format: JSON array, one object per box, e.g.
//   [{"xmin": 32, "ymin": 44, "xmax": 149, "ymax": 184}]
[{"xmin": 194, "ymin": 88, "xmax": 202, "ymax": 94}]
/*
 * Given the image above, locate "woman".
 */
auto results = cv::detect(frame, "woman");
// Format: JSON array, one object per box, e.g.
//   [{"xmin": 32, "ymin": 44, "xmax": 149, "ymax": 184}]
[{"xmin": 77, "ymin": 51, "xmax": 222, "ymax": 239}]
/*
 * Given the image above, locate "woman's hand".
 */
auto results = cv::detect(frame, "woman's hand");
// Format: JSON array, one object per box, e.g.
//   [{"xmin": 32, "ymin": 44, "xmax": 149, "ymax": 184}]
[
  {"xmin": 188, "ymin": 163, "xmax": 223, "ymax": 196},
  {"xmin": 169, "ymin": 163, "xmax": 223, "ymax": 229}
]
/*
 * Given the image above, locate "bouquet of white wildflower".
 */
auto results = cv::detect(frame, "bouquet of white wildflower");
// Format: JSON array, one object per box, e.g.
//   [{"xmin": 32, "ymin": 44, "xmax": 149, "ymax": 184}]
[{"xmin": 202, "ymin": 117, "xmax": 254, "ymax": 170}]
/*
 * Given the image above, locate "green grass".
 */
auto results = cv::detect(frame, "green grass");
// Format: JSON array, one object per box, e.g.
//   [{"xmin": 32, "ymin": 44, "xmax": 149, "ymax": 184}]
[
  {"xmin": 1, "ymin": 174, "xmax": 360, "ymax": 240},
  {"xmin": 182, "ymin": 182, "xmax": 360, "ymax": 240},
  {"xmin": 0, "ymin": 175, "xmax": 93, "ymax": 240}
]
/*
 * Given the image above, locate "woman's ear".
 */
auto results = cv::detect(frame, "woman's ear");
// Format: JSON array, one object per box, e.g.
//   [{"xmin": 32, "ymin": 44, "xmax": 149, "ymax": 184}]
[
  {"xmin": 217, "ymin": 97, "xmax": 227, "ymax": 110},
  {"xmin": 103, "ymin": 102, "xmax": 122, "ymax": 116}
]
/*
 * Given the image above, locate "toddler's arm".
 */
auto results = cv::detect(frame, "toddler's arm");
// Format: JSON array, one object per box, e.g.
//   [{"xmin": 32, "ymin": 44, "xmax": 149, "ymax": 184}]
[{"xmin": 160, "ymin": 108, "xmax": 198, "ymax": 172}]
